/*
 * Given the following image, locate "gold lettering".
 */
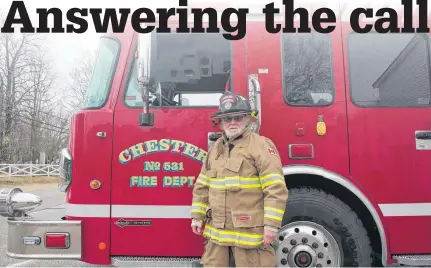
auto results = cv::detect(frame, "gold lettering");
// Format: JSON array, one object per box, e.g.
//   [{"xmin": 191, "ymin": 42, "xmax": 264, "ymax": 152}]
[
  {"xmin": 128, "ymin": 143, "xmax": 146, "ymax": 159},
  {"xmin": 163, "ymin": 176, "xmax": 172, "ymax": 187},
  {"xmin": 118, "ymin": 139, "xmax": 207, "ymax": 164},
  {"xmin": 170, "ymin": 140, "xmax": 184, "ymax": 153},
  {"xmin": 144, "ymin": 140, "xmax": 159, "ymax": 153},
  {"xmin": 194, "ymin": 149, "xmax": 208, "ymax": 164},
  {"xmin": 182, "ymin": 143, "xmax": 198, "ymax": 159},
  {"xmin": 119, "ymin": 150, "xmax": 131, "ymax": 164},
  {"xmin": 130, "ymin": 176, "xmax": 157, "ymax": 187},
  {"xmin": 158, "ymin": 139, "xmax": 170, "ymax": 152},
  {"xmin": 163, "ymin": 176, "xmax": 195, "ymax": 187}
]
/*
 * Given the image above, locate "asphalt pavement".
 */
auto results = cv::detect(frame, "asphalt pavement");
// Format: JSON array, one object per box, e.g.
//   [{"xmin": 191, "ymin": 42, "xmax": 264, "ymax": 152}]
[{"xmin": 0, "ymin": 187, "xmax": 98, "ymax": 267}]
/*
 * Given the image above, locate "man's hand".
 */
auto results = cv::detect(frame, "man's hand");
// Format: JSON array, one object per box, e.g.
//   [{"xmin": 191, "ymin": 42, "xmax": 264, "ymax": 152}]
[
  {"xmin": 191, "ymin": 219, "xmax": 203, "ymax": 235},
  {"xmin": 192, "ymin": 225, "xmax": 202, "ymax": 235},
  {"xmin": 264, "ymin": 229, "xmax": 277, "ymax": 245}
]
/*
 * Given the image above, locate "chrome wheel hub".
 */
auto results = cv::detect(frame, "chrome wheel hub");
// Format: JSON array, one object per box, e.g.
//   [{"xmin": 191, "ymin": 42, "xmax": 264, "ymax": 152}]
[{"xmin": 274, "ymin": 221, "xmax": 341, "ymax": 267}]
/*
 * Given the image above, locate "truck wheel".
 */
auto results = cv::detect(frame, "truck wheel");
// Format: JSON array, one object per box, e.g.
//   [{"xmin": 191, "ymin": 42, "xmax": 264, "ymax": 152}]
[{"xmin": 275, "ymin": 187, "xmax": 373, "ymax": 267}]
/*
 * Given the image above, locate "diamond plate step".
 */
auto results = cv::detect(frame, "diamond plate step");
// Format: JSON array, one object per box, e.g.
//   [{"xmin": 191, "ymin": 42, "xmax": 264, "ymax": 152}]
[
  {"xmin": 393, "ymin": 254, "xmax": 431, "ymax": 266},
  {"xmin": 111, "ymin": 256, "xmax": 202, "ymax": 267}
]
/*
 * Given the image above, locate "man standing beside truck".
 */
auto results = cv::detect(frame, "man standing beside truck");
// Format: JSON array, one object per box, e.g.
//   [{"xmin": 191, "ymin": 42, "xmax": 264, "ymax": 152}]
[{"xmin": 190, "ymin": 91, "xmax": 289, "ymax": 267}]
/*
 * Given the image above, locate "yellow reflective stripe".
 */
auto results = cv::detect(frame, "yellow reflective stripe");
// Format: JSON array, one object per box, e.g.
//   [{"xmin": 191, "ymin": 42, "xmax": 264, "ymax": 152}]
[
  {"xmin": 224, "ymin": 176, "xmax": 261, "ymax": 189},
  {"xmin": 265, "ymin": 214, "xmax": 282, "ymax": 221},
  {"xmin": 192, "ymin": 202, "xmax": 208, "ymax": 208},
  {"xmin": 203, "ymin": 225, "xmax": 263, "ymax": 246},
  {"xmin": 196, "ymin": 174, "xmax": 210, "ymax": 186},
  {"xmin": 261, "ymin": 180, "xmax": 285, "ymax": 189},
  {"xmin": 196, "ymin": 174, "xmax": 261, "ymax": 189},
  {"xmin": 191, "ymin": 202, "xmax": 207, "ymax": 215},
  {"xmin": 197, "ymin": 173, "xmax": 285, "ymax": 190},
  {"xmin": 260, "ymin": 174, "xmax": 285, "ymax": 189},
  {"xmin": 264, "ymin": 207, "xmax": 284, "ymax": 221},
  {"xmin": 192, "ymin": 209, "xmax": 206, "ymax": 215},
  {"xmin": 265, "ymin": 207, "xmax": 284, "ymax": 214}
]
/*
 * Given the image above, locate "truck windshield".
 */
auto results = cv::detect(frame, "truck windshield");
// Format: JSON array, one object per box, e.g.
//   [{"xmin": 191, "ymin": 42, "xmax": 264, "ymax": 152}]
[
  {"xmin": 83, "ymin": 37, "xmax": 120, "ymax": 109},
  {"xmin": 123, "ymin": 32, "xmax": 232, "ymax": 108}
]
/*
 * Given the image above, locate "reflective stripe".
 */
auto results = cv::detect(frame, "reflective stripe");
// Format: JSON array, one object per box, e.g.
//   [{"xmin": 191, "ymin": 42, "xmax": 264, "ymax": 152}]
[
  {"xmin": 225, "ymin": 176, "xmax": 261, "ymax": 189},
  {"xmin": 196, "ymin": 175, "xmax": 210, "ymax": 186},
  {"xmin": 64, "ymin": 203, "xmax": 431, "ymax": 218},
  {"xmin": 264, "ymin": 207, "xmax": 284, "ymax": 221},
  {"xmin": 196, "ymin": 174, "xmax": 261, "ymax": 189},
  {"xmin": 197, "ymin": 173, "xmax": 285, "ymax": 190},
  {"xmin": 379, "ymin": 203, "xmax": 431, "ymax": 216},
  {"xmin": 203, "ymin": 225, "xmax": 263, "ymax": 247},
  {"xmin": 65, "ymin": 204, "xmax": 192, "ymax": 218},
  {"xmin": 191, "ymin": 202, "xmax": 207, "ymax": 215},
  {"xmin": 260, "ymin": 174, "xmax": 285, "ymax": 189},
  {"xmin": 65, "ymin": 203, "xmax": 110, "ymax": 218}
]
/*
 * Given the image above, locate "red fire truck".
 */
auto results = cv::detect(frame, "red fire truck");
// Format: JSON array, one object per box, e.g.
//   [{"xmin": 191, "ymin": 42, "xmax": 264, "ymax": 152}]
[{"xmin": 1, "ymin": 0, "xmax": 430, "ymax": 267}]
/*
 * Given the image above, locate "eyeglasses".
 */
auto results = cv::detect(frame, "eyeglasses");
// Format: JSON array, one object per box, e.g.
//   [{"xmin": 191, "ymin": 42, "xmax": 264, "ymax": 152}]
[{"xmin": 221, "ymin": 115, "xmax": 245, "ymax": 123}]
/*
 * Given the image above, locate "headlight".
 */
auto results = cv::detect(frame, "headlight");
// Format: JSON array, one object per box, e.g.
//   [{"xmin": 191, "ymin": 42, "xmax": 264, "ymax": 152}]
[{"xmin": 58, "ymin": 148, "xmax": 72, "ymax": 192}]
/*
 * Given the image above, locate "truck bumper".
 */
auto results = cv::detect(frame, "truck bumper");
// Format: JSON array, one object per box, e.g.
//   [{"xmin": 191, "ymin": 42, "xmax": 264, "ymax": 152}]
[
  {"xmin": 7, "ymin": 218, "xmax": 82, "ymax": 260},
  {"xmin": 0, "ymin": 187, "xmax": 82, "ymax": 260}
]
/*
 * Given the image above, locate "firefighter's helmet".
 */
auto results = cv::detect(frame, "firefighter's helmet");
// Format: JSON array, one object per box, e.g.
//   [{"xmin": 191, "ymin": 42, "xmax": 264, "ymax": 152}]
[{"xmin": 210, "ymin": 91, "xmax": 258, "ymax": 119}]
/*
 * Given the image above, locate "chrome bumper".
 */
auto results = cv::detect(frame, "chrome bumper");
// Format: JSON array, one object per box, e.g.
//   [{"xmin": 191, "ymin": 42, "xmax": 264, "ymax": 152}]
[
  {"xmin": 0, "ymin": 187, "xmax": 82, "ymax": 260},
  {"xmin": 7, "ymin": 218, "xmax": 82, "ymax": 259}
]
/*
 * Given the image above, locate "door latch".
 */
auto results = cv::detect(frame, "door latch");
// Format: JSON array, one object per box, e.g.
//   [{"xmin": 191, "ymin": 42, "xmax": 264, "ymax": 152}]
[
  {"xmin": 96, "ymin": 132, "xmax": 107, "ymax": 138},
  {"xmin": 415, "ymin": 130, "xmax": 431, "ymax": 150},
  {"xmin": 415, "ymin": 131, "xmax": 431, "ymax": 140}
]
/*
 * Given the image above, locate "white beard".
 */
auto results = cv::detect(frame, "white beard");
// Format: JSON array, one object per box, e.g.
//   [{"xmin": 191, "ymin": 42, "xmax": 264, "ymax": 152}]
[{"xmin": 225, "ymin": 125, "xmax": 247, "ymax": 140}]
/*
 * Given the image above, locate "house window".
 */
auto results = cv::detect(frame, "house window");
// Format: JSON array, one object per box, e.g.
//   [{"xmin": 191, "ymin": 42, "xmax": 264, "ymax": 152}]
[{"xmin": 347, "ymin": 33, "xmax": 431, "ymax": 107}]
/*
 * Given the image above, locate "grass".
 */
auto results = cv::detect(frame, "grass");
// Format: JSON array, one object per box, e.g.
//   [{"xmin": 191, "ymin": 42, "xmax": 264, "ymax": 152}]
[{"xmin": 0, "ymin": 176, "xmax": 58, "ymax": 186}]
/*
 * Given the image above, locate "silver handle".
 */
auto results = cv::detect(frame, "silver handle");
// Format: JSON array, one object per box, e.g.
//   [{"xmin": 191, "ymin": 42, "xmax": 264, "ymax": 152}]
[{"xmin": 96, "ymin": 132, "xmax": 107, "ymax": 138}]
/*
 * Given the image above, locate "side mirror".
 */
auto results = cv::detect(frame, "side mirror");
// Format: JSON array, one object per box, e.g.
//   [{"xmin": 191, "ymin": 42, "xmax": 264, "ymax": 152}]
[
  {"xmin": 137, "ymin": 54, "xmax": 154, "ymax": 127},
  {"xmin": 139, "ymin": 112, "xmax": 154, "ymax": 126}
]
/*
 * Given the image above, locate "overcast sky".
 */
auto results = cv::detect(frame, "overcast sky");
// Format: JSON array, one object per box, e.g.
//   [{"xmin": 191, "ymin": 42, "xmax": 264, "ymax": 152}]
[
  {"xmin": 0, "ymin": 0, "xmax": 103, "ymax": 100},
  {"xmin": 0, "ymin": 0, "xmax": 274, "ymax": 106},
  {"xmin": 0, "ymin": 0, "xmax": 251, "ymax": 101}
]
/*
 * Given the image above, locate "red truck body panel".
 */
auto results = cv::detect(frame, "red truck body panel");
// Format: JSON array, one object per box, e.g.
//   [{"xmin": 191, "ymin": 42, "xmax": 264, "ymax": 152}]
[{"xmin": 62, "ymin": 0, "xmax": 431, "ymax": 265}]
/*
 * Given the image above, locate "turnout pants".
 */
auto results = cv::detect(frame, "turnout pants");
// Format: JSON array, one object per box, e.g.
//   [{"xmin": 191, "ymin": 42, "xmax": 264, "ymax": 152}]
[{"xmin": 201, "ymin": 239, "xmax": 276, "ymax": 267}]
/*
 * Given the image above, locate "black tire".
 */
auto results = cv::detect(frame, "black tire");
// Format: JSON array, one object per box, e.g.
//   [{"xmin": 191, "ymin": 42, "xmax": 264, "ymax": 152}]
[{"xmin": 281, "ymin": 187, "xmax": 373, "ymax": 267}]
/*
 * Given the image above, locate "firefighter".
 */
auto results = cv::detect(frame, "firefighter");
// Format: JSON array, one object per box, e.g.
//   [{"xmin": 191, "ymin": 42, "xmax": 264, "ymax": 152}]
[{"xmin": 190, "ymin": 91, "xmax": 289, "ymax": 267}]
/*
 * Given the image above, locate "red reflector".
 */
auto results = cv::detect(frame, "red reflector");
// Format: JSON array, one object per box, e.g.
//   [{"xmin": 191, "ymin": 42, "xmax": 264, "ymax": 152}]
[
  {"xmin": 288, "ymin": 144, "xmax": 314, "ymax": 159},
  {"xmin": 45, "ymin": 233, "xmax": 70, "ymax": 249}
]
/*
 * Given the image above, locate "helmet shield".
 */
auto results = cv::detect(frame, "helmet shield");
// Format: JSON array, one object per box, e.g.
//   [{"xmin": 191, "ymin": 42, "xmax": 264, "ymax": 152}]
[{"xmin": 210, "ymin": 92, "xmax": 254, "ymax": 119}]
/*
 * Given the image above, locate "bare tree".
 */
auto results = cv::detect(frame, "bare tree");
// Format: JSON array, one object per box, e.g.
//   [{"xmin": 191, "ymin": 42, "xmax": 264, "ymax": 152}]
[
  {"xmin": 283, "ymin": 33, "xmax": 333, "ymax": 105},
  {"xmin": 65, "ymin": 51, "xmax": 96, "ymax": 113},
  {"xmin": 0, "ymin": 14, "xmax": 99, "ymax": 164},
  {"xmin": 25, "ymin": 47, "xmax": 56, "ymax": 161},
  {"xmin": 0, "ymin": 20, "xmax": 69, "ymax": 163},
  {"xmin": 0, "ymin": 32, "xmax": 43, "ymax": 162}
]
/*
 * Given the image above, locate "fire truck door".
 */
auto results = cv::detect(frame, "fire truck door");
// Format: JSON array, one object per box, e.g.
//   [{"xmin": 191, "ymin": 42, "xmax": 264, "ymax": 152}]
[
  {"xmin": 244, "ymin": 9, "xmax": 351, "ymax": 175},
  {"xmin": 340, "ymin": 10, "xmax": 431, "ymax": 254},
  {"xmin": 110, "ymin": 31, "xmax": 247, "ymax": 257}
]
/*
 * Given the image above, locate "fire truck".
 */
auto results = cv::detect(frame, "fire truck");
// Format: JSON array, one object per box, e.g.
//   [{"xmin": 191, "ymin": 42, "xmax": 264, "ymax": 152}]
[{"xmin": 1, "ymin": 0, "xmax": 431, "ymax": 267}]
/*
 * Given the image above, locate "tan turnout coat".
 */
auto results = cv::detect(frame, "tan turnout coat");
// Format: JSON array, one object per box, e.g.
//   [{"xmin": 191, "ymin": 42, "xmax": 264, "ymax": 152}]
[{"xmin": 191, "ymin": 129, "xmax": 289, "ymax": 249}]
